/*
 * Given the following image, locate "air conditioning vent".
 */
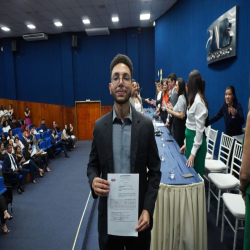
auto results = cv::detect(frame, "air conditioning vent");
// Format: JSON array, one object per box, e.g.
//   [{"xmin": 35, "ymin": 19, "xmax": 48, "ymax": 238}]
[
  {"xmin": 23, "ymin": 33, "xmax": 48, "ymax": 41},
  {"xmin": 85, "ymin": 27, "xmax": 110, "ymax": 36}
]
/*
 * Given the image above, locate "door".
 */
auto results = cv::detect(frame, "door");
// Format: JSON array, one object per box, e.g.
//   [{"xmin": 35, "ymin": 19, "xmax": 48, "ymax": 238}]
[{"xmin": 76, "ymin": 101, "xmax": 101, "ymax": 140}]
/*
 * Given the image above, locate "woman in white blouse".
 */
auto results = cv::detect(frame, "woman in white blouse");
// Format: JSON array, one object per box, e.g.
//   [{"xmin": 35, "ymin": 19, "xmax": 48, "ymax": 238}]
[
  {"xmin": 166, "ymin": 78, "xmax": 187, "ymax": 147},
  {"xmin": 130, "ymin": 81, "xmax": 144, "ymax": 114},
  {"xmin": 13, "ymin": 137, "xmax": 24, "ymax": 150},
  {"xmin": 179, "ymin": 70, "xmax": 208, "ymax": 176}
]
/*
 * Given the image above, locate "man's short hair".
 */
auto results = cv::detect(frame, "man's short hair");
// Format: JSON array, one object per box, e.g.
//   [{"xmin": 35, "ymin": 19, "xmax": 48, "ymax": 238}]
[
  {"xmin": 6, "ymin": 143, "xmax": 11, "ymax": 149},
  {"xmin": 168, "ymin": 73, "xmax": 177, "ymax": 82},
  {"xmin": 110, "ymin": 54, "xmax": 133, "ymax": 77},
  {"xmin": 155, "ymin": 79, "xmax": 159, "ymax": 83}
]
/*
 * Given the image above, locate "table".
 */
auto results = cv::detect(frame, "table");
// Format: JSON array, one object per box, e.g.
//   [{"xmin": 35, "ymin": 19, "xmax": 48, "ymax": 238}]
[{"xmin": 148, "ymin": 118, "xmax": 207, "ymax": 250}]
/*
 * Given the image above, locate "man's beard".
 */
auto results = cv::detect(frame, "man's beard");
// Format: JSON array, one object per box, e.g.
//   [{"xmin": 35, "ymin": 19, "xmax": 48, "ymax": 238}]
[{"xmin": 111, "ymin": 90, "xmax": 131, "ymax": 105}]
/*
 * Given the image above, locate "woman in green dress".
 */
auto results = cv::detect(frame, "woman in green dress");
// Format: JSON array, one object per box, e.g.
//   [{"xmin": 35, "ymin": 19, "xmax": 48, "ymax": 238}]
[
  {"xmin": 240, "ymin": 111, "xmax": 250, "ymax": 250},
  {"xmin": 179, "ymin": 70, "xmax": 208, "ymax": 176}
]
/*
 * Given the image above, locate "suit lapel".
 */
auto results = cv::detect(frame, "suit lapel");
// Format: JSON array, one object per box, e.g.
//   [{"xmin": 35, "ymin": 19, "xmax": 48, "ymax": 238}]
[
  {"xmin": 105, "ymin": 109, "xmax": 114, "ymax": 173},
  {"xmin": 130, "ymin": 106, "xmax": 140, "ymax": 173}
]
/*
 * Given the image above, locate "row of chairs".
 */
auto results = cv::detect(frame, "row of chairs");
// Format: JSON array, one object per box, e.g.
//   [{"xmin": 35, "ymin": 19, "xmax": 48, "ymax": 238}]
[{"xmin": 204, "ymin": 128, "xmax": 245, "ymax": 250}]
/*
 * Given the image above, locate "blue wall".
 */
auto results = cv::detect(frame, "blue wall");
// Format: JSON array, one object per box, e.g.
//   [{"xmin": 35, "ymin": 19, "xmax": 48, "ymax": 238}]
[
  {"xmin": 0, "ymin": 27, "xmax": 155, "ymax": 107},
  {"xmin": 155, "ymin": 0, "xmax": 250, "ymax": 152}
]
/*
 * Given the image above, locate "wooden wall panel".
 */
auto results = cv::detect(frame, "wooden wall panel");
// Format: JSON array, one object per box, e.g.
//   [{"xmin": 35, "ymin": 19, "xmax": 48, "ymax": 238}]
[{"xmin": 101, "ymin": 105, "xmax": 112, "ymax": 117}]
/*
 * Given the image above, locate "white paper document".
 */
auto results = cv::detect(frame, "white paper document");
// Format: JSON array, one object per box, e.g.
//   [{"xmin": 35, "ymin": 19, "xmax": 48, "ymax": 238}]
[
  {"xmin": 107, "ymin": 174, "xmax": 139, "ymax": 237},
  {"xmin": 155, "ymin": 123, "xmax": 165, "ymax": 127}
]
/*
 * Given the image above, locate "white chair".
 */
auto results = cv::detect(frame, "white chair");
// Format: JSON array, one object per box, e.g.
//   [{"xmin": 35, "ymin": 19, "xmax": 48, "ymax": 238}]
[
  {"xmin": 208, "ymin": 141, "xmax": 242, "ymax": 226},
  {"xmin": 205, "ymin": 132, "xmax": 234, "ymax": 174},
  {"xmin": 221, "ymin": 193, "xmax": 245, "ymax": 250},
  {"xmin": 206, "ymin": 128, "xmax": 218, "ymax": 159}
]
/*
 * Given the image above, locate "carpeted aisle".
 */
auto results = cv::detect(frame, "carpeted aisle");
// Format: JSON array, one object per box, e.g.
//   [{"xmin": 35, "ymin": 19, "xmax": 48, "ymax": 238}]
[{"xmin": 0, "ymin": 141, "xmax": 93, "ymax": 250}]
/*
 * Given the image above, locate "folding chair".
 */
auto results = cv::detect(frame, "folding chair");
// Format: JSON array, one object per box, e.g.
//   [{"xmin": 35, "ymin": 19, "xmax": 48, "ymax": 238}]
[
  {"xmin": 221, "ymin": 193, "xmax": 245, "ymax": 250},
  {"xmin": 208, "ymin": 141, "xmax": 242, "ymax": 226},
  {"xmin": 206, "ymin": 128, "xmax": 218, "ymax": 159}
]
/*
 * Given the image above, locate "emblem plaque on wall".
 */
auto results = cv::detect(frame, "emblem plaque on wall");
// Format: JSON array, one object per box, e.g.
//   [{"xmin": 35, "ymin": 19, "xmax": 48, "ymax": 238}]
[{"xmin": 206, "ymin": 6, "xmax": 238, "ymax": 65}]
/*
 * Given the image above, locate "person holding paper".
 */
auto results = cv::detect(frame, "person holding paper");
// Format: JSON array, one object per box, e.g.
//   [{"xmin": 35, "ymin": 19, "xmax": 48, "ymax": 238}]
[{"xmin": 87, "ymin": 54, "xmax": 161, "ymax": 250}]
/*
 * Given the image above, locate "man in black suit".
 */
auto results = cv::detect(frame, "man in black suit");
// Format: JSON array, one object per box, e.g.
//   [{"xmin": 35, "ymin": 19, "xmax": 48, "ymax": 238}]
[
  {"xmin": 3, "ymin": 144, "xmax": 28, "ymax": 194},
  {"xmin": 50, "ymin": 129, "xmax": 69, "ymax": 158},
  {"xmin": 87, "ymin": 54, "xmax": 161, "ymax": 250},
  {"xmin": 20, "ymin": 130, "xmax": 31, "ymax": 147}
]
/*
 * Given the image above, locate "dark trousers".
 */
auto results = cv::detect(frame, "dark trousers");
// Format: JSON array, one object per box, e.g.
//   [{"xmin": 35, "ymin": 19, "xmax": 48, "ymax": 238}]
[
  {"xmin": 0, "ymin": 195, "xmax": 7, "ymax": 224},
  {"xmin": 36, "ymin": 153, "xmax": 49, "ymax": 166},
  {"xmin": 22, "ymin": 160, "xmax": 39, "ymax": 181},
  {"xmin": 62, "ymin": 138, "xmax": 74, "ymax": 150},
  {"xmin": 11, "ymin": 169, "xmax": 28, "ymax": 189},
  {"xmin": 54, "ymin": 141, "xmax": 68, "ymax": 156},
  {"xmin": 99, "ymin": 233, "xmax": 151, "ymax": 250}
]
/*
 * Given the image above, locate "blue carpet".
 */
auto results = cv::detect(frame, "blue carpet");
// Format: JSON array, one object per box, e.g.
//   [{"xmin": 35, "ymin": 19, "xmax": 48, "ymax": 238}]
[{"xmin": 0, "ymin": 141, "xmax": 93, "ymax": 250}]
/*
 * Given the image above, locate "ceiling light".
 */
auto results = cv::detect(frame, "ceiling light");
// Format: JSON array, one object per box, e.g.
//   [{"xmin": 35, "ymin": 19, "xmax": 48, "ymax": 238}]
[
  {"xmin": 1, "ymin": 27, "xmax": 10, "ymax": 31},
  {"xmin": 27, "ymin": 24, "xmax": 36, "ymax": 29},
  {"xmin": 140, "ymin": 14, "xmax": 150, "ymax": 20},
  {"xmin": 153, "ymin": 21, "xmax": 156, "ymax": 26},
  {"xmin": 83, "ymin": 19, "xmax": 90, "ymax": 24},
  {"xmin": 112, "ymin": 17, "xmax": 119, "ymax": 22},
  {"xmin": 54, "ymin": 22, "xmax": 62, "ymax": 27}
]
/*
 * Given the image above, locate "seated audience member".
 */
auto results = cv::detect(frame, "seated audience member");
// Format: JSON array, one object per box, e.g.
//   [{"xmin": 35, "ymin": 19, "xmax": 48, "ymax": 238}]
[
  {"xmin": 3, "ymin": 144, "xmax": 28, "ymax": 194},
  {"xmin": 51, "ymin": 129, "xmax": 69, "ymax": 158},
  {"xmin": 23, "ymin": 143, "xmax": 43, "ymax": 171},
  {"xmin": 1, "ymin": 133, "xmax": 8, "ymax": 148},
  {"xmin": 8, "ymin": 139, "xmax": 15, "ymax": 154},
  {"xmin": 20, "ymin": 130, "xmax": 31, "ymax": 147},
  {"xmin": 130, "ymin": 81, "xmax": 144, "ymax": 113},
  {"xmin": 166, "ymin": 78, "xmax": 187, "ymax": 147},
  {"xmin": 16, "ymin": 118, "xmax": 22, "ymax": 128},
  {"xmin": 7, "ymin": 129, "xmax": 15, "ymax": 141},
  {"xmin": 52, "ymin": 121, "xmax": 59, "ymax": 134},
  {"xmin": 0, "ymin": 142, "xmax": 6, "ymax": 161},
  {"xmin": 62, "ymin": 125, "xmax": 74, "ymax": 150},
  {"xmin": 15, "ymin": 145, "xmax": 43, "ymax": 182},
  {"xmin": 0, "ymin": 194, "xmax": 13, "ymax": 234},
  {"xmin": 40, "ymin": 119, "xmax": 48, "ymax": 132},
  {"xmin": 13, "ymin": 137, "xmax": 24, "ymax": 150},
  {"xmin": 32, "ymin": 139, "xmax": 51, "ymax": 172},
  {"xmin": 24, "ymin": 125, "xmax": 30, "ymax": 137},
  {"xmin": 31, "ymin": 125, "xmax": 39, "ymax": 134},
  {"xmin": 8, "ymin": 104, "xmax": 14, "ymax": 121},
  {"xmin": 29, "ymin": 128, "xmax": 36, "ymax": 141},
  {"xmin": 2, "ymin": 121, "xmax": 11, "ymax": 133},
  {"xmin": 68, "ymin": 124, "xmax": 76, "ymax": 148},
  {"xmin": 209, "ymin": 85, "xmax": 245, "ymax": 136},
  {"xmin": 21, "ymin": 120, "xmax": 26, "ymax": 132},
  {"xmin": 10, "ymin": 117, "xmax": 18, "ymax": 129}
]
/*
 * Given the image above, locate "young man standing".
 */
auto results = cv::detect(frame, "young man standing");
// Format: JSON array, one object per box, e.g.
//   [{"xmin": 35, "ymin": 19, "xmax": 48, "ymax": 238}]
[{"xmin": 87, "ymin": 54, "xmax": 161, "ymax": 250}]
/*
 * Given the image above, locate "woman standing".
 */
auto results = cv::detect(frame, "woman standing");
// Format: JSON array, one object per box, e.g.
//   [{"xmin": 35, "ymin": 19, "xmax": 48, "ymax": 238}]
[
  {"xmin": 68, "ymin": 123, "xmax": 76, "ymax": 148},
  {"xmin": 155, "ymin": 80, "xmax": 169, "ymax": 123},
  {"xmin": 179, "ymin": 70, "xmax": 208, "ymax": 176},
  {"xmin": 24, "ymin": 107, "xmax": 31, "ymax": 126},
  {"xmin": 240, "ymin": 111, "xmax": 250, "ymax": 250},
  {"xmin": 166, "ymin": 78, "xmax": 187, "ymax": 147},
  {"xmin": 130, "ymin": 82, "xmax": 144, "ymax": 113},
  {"xmin": 209, "ymin": 86, "xmax": 245, "ymax": 136},
  {"xmin": 9, "ymin": 104, "xmax": 14, "ymax": 121}
]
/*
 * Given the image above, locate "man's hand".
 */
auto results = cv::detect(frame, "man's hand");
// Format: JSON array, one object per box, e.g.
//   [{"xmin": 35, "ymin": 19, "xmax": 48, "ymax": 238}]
[
  {"xmin": 92, "ymin": 177, "xmax": 110, "ymax": 197},
  {"xmin": 19, "ymin": 166, "xmax": 22, "ymax": 170},
  {"xmin": 179, "ymin": 144, "xmax": 186, "ymax": 155},
  {"xmin": 135, "ymin": 210, "xmax": 150, "ymax": 232}
]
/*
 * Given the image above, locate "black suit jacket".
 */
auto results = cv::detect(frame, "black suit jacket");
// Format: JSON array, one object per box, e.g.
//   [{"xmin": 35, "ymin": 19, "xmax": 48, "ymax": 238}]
[
  {"xmin": 3, "ymin": 153, "xmax": 19, "ymax": 172},
  {"xmin": 87, "ymin": 105, "xmax": 161, "ymax": 243},
  {"xmin": 20, "ymin": 136, "xmax": 27, "ymax": 146}
]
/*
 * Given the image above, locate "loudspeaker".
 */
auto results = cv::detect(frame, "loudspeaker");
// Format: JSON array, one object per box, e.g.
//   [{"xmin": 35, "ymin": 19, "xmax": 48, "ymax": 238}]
[
  {"xmin": 12, "ymin": 40, "xmax": 18, "ymax": 52},
  {"xmin": 72, "ymin": 35, "xmax": 77, "ymax": 48}
]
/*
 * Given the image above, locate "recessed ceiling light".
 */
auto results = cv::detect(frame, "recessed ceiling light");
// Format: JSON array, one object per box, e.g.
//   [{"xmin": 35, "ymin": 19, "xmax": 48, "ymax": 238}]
[
  {"xmin": 1, "ymin": 27, "xmax": 10, "ymax": 31},
  {"xmin": 27, "ymin": 24, "xmax": 36, "ymax": 29},
  {"xmin": 83, "ymin": 19, "xmax": 90, "ymax": 24},
  {"xmin": 112, "ymin": 17, "xmax": 119, "ymax": 22},
  {"xmin": 153, "ymin": 21, "xmax": 156, "ymax": 26},
  {"xmin": 140, "ymin": 14, "xmax": 150, "ymax": 20},
  {"xmin": 54, "ymin": 22, "xmax": 62, "ymax": 27}
]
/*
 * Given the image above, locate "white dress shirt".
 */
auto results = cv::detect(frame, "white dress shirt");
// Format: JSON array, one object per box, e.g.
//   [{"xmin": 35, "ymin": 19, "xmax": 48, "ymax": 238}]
[
  {"xmin": 157, "ymin": 91, "xmax": 162, "ymax": 108},
  {"xmin": 8, "ymin": 153, "xmax": 18, "ymax": 171},
  {"xmin": 3, "ymin": 125, "xmax": 11, "ymax": 133},
  {"xmin": 186, "ymin": 93, "xmax": 208, "ymax": 156}
]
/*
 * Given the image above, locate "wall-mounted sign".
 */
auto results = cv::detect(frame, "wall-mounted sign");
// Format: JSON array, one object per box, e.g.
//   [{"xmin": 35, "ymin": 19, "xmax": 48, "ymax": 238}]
[{"xmin": 206, "ymin": 6, "xmax": 238, "ymax": 65}]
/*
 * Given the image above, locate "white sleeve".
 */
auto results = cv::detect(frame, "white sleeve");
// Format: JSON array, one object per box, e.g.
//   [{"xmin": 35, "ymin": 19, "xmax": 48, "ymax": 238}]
[{"xmin": 191, "ymin": 102, "xmax": 207, "ymax": 157}]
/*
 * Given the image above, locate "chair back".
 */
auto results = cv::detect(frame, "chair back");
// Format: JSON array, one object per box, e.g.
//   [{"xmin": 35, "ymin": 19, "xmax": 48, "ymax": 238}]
[
  {"xmin": 35, "ymin": 134, "xmax": 41, "ymax": 140},
  {"xmin": 28, "ymin": 124, "xmax": 34, "ymax": 130},
  {"xmin": 40, "ymin": 141, "xmax": 46, "ymax": 150},
  {"xmin": 205, "ymin": 125, "xmax": 211, "ymax": 140},
  {"xmin": 58, "ymin": 132, "xmax": 62, "ymax": 141},
  {"xmin": 230, "ymin": 141, "xmax": 243, "ymax": 177},
  {"xmin": 207, "ymin": 128, "xmax": 218, "ymax": 158},
  {"xmin": 218, "ymin": 132, "xmax": 234, "ymax": 167},
  {"xmin": 15, "ymin": 128, "xmax": 21, "ymax": 134},
  {"xmin": 42, "ymin": 131, "xmax": 48, "ymax": 139},
  {"xmin": 47, "ymin": 129, "xmax": 52, "ymax": 136},
  {"xmin": 46, "ymin": 138, "xmax": 51, "ymax": 148}
]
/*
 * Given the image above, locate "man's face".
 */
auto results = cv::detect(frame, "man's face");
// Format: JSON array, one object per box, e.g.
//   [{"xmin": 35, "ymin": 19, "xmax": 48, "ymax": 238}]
[
  {"xmin": 168, "ymin": 78, "xmax": 175, "ymax": 89},
  {"xmin": 53, "ymin": 121, "xmax": 55, "ymax": 126},
  {"xmin": 22, "ymin": 132, "xmax": 26, "ymax": 137},
  {"xmin": 109, "ymin": 63, "xmax": 132, "ymax": 105},
  {"xmin": 31, "ymin": 128, "xmax": 34, "ymax": 134},
  {"xmin": 42, "ymin": 120, "xmax": 45, "ymax": 124},
  {"xmin": 6, "ymin": 146, "xmax": 12, "ymax": 154}
]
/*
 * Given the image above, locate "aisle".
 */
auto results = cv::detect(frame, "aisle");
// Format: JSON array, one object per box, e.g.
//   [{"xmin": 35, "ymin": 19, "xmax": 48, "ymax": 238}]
[{"xmin": 0, "ymin": 141, "xmax": 92, "ymax": 250}]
